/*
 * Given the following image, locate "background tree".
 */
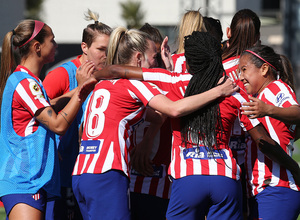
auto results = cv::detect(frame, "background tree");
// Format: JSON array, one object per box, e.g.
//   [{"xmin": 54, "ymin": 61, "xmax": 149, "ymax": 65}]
[
  {"xmin": 120, "ymin": 0, "xmax": 144, "ymax": 29},
  {"xmin": 25, "ymin": 0, "xmax": 44, "ymax": 20}
]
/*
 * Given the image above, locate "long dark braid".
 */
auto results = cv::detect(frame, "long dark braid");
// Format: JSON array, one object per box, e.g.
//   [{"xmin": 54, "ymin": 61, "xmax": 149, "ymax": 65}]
[{"xmin": 181, "ymin": 31, "xmax": 225, "ymax": 151}]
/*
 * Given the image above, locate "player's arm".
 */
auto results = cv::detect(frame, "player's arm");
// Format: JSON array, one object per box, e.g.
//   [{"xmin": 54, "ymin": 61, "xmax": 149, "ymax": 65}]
[
  {"xmin": 148, "ymin": 77, "xmax": 238, "ymax": 118},
  {"xmin": 49, "ymin": 61, "xmax": 95, "ymax": 113},
  {"xmin": 131, "ymin": 109, "xmax": 166, "ymax": 176},
  {"xmin": 92, "ymin": 65, "xmax": 144, "ymax": 81},
  {"xmin": 248, "ymin": 124, "xmax": 300, "ymax": 186},
  {"xmin": 36, "ymin": 62, "xmax": 96, "ymax": 135},
  {"xmin": 241, "ymin": 96, "xmax": 300, "ymax": 125}
]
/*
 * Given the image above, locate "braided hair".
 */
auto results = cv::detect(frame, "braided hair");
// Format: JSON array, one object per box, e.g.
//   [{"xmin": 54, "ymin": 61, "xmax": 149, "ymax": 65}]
[{"xmin": 181, "ymin": 31, "xmax": 225, "ymax": 151}]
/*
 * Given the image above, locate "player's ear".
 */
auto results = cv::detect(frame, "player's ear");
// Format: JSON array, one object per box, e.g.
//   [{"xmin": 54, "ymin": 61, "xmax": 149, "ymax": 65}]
[{"xmin": 81, "ymin": 42, "xmax": 88, "ymax": 55}]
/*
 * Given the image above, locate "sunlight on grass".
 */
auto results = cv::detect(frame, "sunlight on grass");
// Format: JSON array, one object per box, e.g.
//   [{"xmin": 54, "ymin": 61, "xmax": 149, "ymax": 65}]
[{"xmin": 0, "ymin": 207, "xmax": 6, "ymax": 220}]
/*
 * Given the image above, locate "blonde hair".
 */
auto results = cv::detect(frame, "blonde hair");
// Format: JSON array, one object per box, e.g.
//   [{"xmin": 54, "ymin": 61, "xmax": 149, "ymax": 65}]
[
  {"xmin": 84, "ymin": 9, "xmax": 99, "ymax": 22},
  {"xmin": 82, "ymin": 9, "xmax": 112, "ymax": 47},
  {"xmin": 177, "ymin": 10, "xmax": 207, "ymax": 54},
  {"xmin": 106, "ymin": 27, "xmax": 151, "ymax": 65}
]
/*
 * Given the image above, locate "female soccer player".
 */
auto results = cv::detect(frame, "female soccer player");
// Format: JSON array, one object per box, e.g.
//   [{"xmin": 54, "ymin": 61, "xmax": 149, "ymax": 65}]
[
  {"xmin": 87, "ymin": 31, "xmax": 300, "ymax": 220},
  {"xmin": 71, "ymin": 27, "xmax": 238, "ymax": 220},
  {"xmin": 239, "ymin": 45, "xmax": 300, "ymax": 220},
  {"xmin": 43, "ymin": 10, "xmax": 112, "ymax": 220},
  {"xmin": 0, "ymin": 20, "xmax": 94, "ymax": 219}
]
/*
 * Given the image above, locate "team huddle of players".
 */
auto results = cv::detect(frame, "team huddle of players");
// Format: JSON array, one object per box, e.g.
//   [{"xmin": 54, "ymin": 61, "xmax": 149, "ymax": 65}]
[{"xmin": 0, "ymin": 7, "xmax": 299, "ymax": 220}]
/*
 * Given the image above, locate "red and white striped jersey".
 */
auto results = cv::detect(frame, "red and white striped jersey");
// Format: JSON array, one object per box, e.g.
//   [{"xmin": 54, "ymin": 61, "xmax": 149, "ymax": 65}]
[
  {"xmin": 245, "ymin": 79, "xmax": 300, "ymax": 196},
  {"xmin": 172, "ymin": 53, "xmax": 188, "ymax": 74},
  {"xmin": 223, "ymin": 56, "xmax": 248, "ymax": 165},
  {"xmin": 72, "ymin": 79, "xmax": 162, "ymax": 177},
  {"xmin": 168, "ymin": 90, "xmax": 259, "ymax": 180},
  {"xmin": 223, "ymin": 56, "xmax": 240, "ymax": 83},
  {"xmin": 142, "ymin": 68, "xmax": 260, "ymax": 180},
  {"xmin": 142, "ymin": 67, "xmax": 192, "ymax": 97},
  {"xmin": 130, "ymin": 118, "xmax": 172, "ymax": 199},
  {"xmin": 12, "ymin": 65, "xmax": 50, "ymax": 136}
]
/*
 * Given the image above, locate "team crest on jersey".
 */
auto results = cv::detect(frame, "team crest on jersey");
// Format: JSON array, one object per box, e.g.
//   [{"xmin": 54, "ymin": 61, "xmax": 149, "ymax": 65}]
[
  {"xmin": 29, "ymin": 80, "xmax": 44, "ymax": 99},
  {"xmin": 275, "ymin": 92, "xmax": 288, "ymax": 106},
  {"xmin": 183, "ymin": 146, "xmax": 227, "ymax": 160}
]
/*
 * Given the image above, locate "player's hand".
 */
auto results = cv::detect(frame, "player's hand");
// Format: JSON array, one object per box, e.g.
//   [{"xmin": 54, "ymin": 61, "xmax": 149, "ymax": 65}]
[
  {"xmin": 241, "ymin": 96, "xmax": 270, "ymax": 119},
  {"xmin": 161, "ymin": 36, "xmax": 173, "ymax": 71},
  {"xmin": 218, "ymin": 76, "xmax": 239, "ymax": 97},
  {"xmin": 77, "ymin": 76, "xmax": 97, "ymax": 102},
  {"xmin": 76, "ymin": 60, "xmax": 95, "ymax": 88}
]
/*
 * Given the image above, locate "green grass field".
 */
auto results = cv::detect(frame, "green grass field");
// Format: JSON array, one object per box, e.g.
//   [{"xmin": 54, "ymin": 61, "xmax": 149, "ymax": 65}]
[
  {"xmin": 0, "ymin": 142, "xmax": 299, "ymax": 220},
  {"xmin": 0, "ymin": 208, "xmax": 4, "ymax": 220}
]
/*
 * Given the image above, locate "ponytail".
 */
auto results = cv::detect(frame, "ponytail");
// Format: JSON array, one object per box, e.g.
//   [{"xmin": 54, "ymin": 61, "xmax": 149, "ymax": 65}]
[
  {"xmin": 106, "ymin": 27, "xmax": 127, "ymax": 65},
  {"xmin": 106, "ymin": 27, "xmax": 151, "ymax": 65},
  {"xmin": 0, "ymin": 20, "xmax": 47, "ymax": 108},
  {"xmin": 280, "ymin": 54, "xmax": 295, "ymax": 92},
  {"xmin": 82, "ymin": 9, "xmax": 112, "ymax": 47},
  {"xmin": 0, "ymin": 31, "xmax": 15, "ymax": 105}
]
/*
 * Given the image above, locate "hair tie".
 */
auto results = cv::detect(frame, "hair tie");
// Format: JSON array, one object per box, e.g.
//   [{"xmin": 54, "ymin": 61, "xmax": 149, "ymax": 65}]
[
  {"xmin": 95, "ymin": 20, "xmax": 99, "ymax": 25},
  {"xmin": 11, "ymin": 29, "xmax": 16, "ymax": 35},
  {"xmin": 245, "ymin": 50, "xmax": 277, "ymax": 71},
  {"xmin": 19, "ymin": 20, "xmax": 45, "ymax": 48}
]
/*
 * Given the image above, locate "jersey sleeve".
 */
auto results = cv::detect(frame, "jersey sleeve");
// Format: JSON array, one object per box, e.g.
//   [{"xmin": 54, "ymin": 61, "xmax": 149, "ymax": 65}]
[
  {"xmin": 260, "ymin": 81, "xmax": 299, "ymax": 108},
  {"xmin": 128, "ymin": 80, "xmax": 162, "ymax": 106},
  {"xmin": 43, "ymin": 66, "xmax": 70, "ymax": 99},
  {"xmin": 14, "ymin": 78, "xmax": 50, "ymax": 115},
  {"xmin": 142, "ymin": 67, "xmax": 192, "ymax": 94},
  {"xmin": 172, "ymin": 53, "xmax": 187, "ymax": 73},
  {"xmin": 231, "ymin": 90, "xmax": 260, "ymax": 131}
]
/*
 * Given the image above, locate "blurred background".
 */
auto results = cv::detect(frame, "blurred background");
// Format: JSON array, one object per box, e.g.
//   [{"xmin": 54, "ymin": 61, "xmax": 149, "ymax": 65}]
[
  {"xmin": 0, "ymin": 0, "xmax": 299, "ymax": 218},
  {"xmin": 0, "ymin": 0, "xmax": 291, "ymax": 81}
]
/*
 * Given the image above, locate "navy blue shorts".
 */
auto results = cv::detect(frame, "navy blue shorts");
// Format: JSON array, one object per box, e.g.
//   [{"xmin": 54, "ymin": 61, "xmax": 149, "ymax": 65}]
[
  {"xmin": 166, "ymin": 175, "xmax": 243, "ymax": 220},
  {"xmin": 248, "ymin": 186, "xmax": 300, "ymax": 220},
  {"xmin": 72, "ymin": 170, "xmax": 130, "ymax": 220},
  {"xmin": 1, "ymin": 189, "xmax": 47, "ymax": 217}
]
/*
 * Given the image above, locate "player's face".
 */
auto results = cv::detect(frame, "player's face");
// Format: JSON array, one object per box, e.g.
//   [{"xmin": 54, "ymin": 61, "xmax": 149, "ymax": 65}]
[
  {"xmin": 141, "ymin": 40, "xmax": 158, "ymax": 68},
  {"xmin": 86, "ymin": 34, "xmax": 110, "ymax": 70},
  {"xmin": 239, "ymin": 54, "xmax": 266, "ymax": 95},
  {"xmin": 40, "ymin": 25, "xmax": 57, "ymax": 64}
]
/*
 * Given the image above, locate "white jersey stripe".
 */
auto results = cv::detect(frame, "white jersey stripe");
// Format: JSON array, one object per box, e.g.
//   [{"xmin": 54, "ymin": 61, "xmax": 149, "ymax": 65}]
[
  {"xmin": 102, "ymin": 142, "xmax": 115, "ymax": 173},
  {"xmin": 143, "ymin": 71, "xmax": 192, "ymax": 84},
  {"xmin": 16, "ymin": 83, "xmax": 38, "ymax": 113},
  {"xmin": 223, "ymin": 58, "xmax": 239, "ymax": 70}
]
